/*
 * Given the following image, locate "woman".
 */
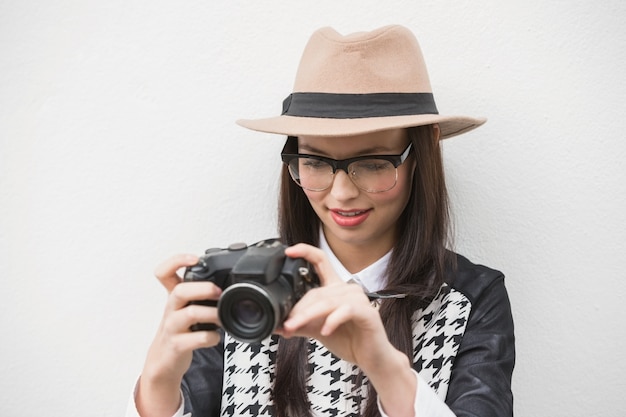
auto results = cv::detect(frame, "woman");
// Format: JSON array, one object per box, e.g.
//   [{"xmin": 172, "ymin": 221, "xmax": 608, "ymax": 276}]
[{"xmin": 128, "ymin": 25, "xmax": 515, "ymax": 417}]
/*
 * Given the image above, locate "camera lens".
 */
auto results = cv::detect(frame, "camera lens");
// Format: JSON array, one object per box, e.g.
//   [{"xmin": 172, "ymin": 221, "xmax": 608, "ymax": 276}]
[
  {"xmin": 218, "ymin": 283, "xmax": 284, "ymax": 343},
  {"xmin": 231, "ymin": 299, "xmax": 263, "ymax": 327}
]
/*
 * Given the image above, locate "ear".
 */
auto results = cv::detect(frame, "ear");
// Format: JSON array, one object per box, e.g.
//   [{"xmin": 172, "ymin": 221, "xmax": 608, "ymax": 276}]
[{"xmin": 432, "ymin": 123, "xmax": 441, "ymax": 140}]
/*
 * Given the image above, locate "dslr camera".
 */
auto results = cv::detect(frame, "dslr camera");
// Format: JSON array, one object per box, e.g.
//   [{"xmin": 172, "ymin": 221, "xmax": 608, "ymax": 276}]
[{"xmin": 183, "ymin": 239, "xmax": 319, "ymax": 343}]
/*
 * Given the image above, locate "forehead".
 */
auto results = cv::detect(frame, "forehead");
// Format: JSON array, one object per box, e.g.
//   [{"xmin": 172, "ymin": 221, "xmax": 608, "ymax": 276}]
[{"xmin": 298, "ymin": 128, "xmax": 408, "ymax": 157}]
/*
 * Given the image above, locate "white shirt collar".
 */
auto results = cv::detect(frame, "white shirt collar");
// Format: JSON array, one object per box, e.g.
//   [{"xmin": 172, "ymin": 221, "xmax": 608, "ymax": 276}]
[{"xmin": 318, "ymin": 228, "xmax": 391, "ymax": 293}]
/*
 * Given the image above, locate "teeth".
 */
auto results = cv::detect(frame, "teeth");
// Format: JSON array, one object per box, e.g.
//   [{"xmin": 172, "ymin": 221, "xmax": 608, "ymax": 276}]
[{"xmin": 338, "ymin": 211, "xmax": 364, "ymax": 217}]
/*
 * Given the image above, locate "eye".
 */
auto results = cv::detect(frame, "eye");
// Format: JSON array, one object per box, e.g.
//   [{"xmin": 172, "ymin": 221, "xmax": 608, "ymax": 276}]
[
  {"xmin": 301, "ymin": 158, "xmax": 328, "ymax": 170},
  {"xmin": 354, "ymin": 160, "xmax": 392, "ymax": 172}
]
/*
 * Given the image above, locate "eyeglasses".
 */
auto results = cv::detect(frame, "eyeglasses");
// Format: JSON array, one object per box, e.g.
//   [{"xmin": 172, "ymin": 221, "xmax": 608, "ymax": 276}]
[{"xmin": 281, "ymin": 142, "xmax": 413, "ymax": 193}]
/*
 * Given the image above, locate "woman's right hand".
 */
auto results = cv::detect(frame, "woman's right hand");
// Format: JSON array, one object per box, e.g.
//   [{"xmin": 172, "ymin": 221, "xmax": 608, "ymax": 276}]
[{"xmin": 135, "ymin": 254, "xmax": 223, "ymax": 417}]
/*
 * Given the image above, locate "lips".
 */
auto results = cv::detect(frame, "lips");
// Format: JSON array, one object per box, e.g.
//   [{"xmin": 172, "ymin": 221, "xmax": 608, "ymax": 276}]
[{"xmin": 329, "ymin": 208, "xmax": 371, "ymax": 227}]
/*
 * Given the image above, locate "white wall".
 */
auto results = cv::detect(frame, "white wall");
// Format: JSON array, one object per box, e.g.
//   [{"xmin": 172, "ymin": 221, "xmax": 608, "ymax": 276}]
[{"xmin": 1, "ymin": 1, "xmax": 625, "ymax": 416}]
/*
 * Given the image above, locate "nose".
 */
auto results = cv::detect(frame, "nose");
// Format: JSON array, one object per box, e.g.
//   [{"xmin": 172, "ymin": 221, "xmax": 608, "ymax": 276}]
[{"xmin": 329, "ymin": 169, "xmax": 360, "ymax": 201}]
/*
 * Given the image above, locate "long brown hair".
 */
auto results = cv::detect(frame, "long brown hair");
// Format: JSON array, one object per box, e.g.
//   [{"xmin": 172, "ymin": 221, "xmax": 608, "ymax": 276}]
[{"xmin": 272, "ymin": 125, "xmax": 454, "ymax": 416}]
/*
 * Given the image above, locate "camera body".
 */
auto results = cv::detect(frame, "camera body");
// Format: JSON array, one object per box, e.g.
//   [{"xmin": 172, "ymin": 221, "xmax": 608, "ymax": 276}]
[{"xmin": 183, "ymin": 239, "xmax": 319, "ymax": 343}]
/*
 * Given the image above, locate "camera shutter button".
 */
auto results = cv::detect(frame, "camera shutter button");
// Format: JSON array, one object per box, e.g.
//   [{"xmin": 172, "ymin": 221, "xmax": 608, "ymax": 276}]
[{"xmin": 228, "ymin": 242, "xmax": 247, "ymax": 251}]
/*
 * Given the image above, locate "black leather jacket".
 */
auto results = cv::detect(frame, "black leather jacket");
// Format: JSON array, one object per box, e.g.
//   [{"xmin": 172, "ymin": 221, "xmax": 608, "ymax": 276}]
[{"xmin": 443, "ymin": 254, "xmax": 515, "ymax": 416}]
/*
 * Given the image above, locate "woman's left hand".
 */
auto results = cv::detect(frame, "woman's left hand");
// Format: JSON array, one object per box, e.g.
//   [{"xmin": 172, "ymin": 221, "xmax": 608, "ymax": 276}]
[{"xmin": 277, "ymin": 243, "xmax": 396, "ymax": 372}]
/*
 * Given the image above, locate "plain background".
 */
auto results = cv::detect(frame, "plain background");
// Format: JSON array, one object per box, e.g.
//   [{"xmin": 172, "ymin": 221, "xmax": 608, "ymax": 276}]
[{"xmin": 1, "ymin": 1, "xmax": 625, "ymax": 416}]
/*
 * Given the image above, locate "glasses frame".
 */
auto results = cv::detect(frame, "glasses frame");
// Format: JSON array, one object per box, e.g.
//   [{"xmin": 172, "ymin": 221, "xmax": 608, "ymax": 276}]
[{"xmin": 281, "ymin": 139, "xmax": 413, "ymax": 193}]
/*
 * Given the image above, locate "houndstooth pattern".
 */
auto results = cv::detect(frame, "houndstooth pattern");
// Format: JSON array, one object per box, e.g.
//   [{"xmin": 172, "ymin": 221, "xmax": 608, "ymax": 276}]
[
  {"xmin": 220, "ymin": 284, "xmax": 471, "ymax": 416},
  {"xmin": 411, "ymin": 284, "xmax": 471, "ymax": 400}
]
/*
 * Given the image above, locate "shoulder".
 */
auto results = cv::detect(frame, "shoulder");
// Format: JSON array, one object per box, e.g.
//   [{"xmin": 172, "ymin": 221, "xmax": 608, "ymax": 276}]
[
  {"xmin": 444, "ymin": 252, "xmax": 514, "ymax": 348},
  {"xmin": 447, "ymin": 252, "xmax": 506, "ymax": 306}
]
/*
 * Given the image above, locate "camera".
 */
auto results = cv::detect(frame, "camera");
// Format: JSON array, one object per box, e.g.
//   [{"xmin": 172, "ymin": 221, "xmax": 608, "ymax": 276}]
[{"xmin": 183, "ymin": 239, "xmax": 319, "ymax": 343}]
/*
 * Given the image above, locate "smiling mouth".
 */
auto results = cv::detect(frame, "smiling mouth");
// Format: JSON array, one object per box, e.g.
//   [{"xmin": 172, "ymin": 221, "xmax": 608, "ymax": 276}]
[
  {"xmin": 329, "ymin": 209, "xmax": 371, "ymax": 227},
  {"xmin": 334, "ymin": 210, "xmax": 369, "ymax": 217}
]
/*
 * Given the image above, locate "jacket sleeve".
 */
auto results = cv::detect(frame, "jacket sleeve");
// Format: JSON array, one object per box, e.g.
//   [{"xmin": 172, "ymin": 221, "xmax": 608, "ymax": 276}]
[
  {"xmin": 445, "ymin": 267, "xmax": 516, "ymax": 417},
  {"xmin": 180, "ymin": 334, "xmax": 225, "ymax": 417}
]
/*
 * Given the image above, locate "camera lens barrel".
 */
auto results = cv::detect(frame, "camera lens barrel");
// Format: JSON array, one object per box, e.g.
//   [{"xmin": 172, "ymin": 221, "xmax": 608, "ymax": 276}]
[{"xmin": 218, "ymin": 281, "xmax": 293, "ymax": 343}]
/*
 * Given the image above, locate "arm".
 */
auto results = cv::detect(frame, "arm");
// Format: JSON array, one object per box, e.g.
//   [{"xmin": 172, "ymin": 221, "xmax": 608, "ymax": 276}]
[
  {"xmin": 446, "ymin": 272, "xmax": 515, "ymax": 416},
  {"xmin": 132, "ymin": 254, "xmax": 224, "ymax": 417},
  {"xmin": 362, "ymin": 343, "xmax": 419, "ymax": 416},
  {"xmin": 377, "ymin": 370, "xmax": 456, "ymax": 417},
  {"xmin": 179, "ymin": 343, "xmax": 225, "ymax": 416}
]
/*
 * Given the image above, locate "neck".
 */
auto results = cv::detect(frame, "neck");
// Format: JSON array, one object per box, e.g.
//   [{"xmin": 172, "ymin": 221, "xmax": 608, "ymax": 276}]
[{"xmin": 322, "ymin": 227, "xmax": 395, "ymax": 274}]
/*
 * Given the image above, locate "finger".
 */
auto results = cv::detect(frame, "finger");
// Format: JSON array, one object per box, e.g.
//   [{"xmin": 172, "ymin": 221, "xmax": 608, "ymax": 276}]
[
  {"xmin": 284, "ymin": 244, "xmax": 342, "ymax": 286},
  {"xmin": 168, "ymin": 329, "xmax": 222, "ymax": 353},
  {"xmin": 166, "ymin": 281, "xmax": 222, "ymax": 311},
  {"xmin": 283, "ymin": 285, "xmax": 370, "ymax": 333},
  {"xmin": 320, "ymin": 304, "xmax": 357, "ymax": 336},
  {"xmin": 163, "ymin": 302, "xmax": 221, "ymax": 334},
  {"xmin": 154, "ymin": 254, "xmax": 199, "ymax": 292},
  {"xmin": 291, "ymin": 280, "xmax": 365, "ymax": 314},
  {"xmin": 282, "ymin": 287, "xmax": 342, "ymax": 332}
]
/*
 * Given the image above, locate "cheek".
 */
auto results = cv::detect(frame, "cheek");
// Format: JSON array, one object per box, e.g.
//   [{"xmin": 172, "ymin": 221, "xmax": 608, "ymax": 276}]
[
  {"xmin": 380, "ymin": 167, "xmax": 415, "ymax": 209},
  {"xmin": 396, "ymin": 162, "xmax": 415, "ymax": 190},
  {"xmin": 303, "ymin": 189, "xmax": 324, "ymax": 207},
  {"xmin": 373, "ymin": 187, "xmax": 410, "ymax": 210}
]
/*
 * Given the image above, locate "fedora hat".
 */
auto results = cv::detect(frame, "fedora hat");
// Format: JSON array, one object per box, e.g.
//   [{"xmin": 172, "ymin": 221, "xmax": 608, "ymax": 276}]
[{"xmin": 237, "ymin": 25, "xmax": 485, "ymax": 139}]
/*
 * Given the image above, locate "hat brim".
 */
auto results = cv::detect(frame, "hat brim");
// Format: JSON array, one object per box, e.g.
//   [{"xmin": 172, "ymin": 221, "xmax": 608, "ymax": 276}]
[{"xmin": 237, "ymin": 114, "xmax": 486, "ymax": 140}]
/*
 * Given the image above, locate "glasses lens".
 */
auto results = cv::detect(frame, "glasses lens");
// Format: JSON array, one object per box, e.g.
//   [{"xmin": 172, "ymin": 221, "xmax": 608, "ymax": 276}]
[
  {"xmin": 289, "ymin": 158, "xmax": 333, "ymax": 191},
  {"xmin": 349, "ymin": 159, "xmax": 397, "ymax": 192},
  {"xmin": 287, "ymin": 156, "xmax": 399, "ymax": 193}
]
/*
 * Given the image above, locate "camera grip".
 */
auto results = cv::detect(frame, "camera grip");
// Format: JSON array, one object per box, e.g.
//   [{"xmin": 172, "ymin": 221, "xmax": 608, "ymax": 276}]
[
  {"xmin": 190, "ymin": 323, "xmax": 219, "ymax": 332},
  {"xmin": 188, "ymin": 299, "xmax": 219, "ymax": 332}
]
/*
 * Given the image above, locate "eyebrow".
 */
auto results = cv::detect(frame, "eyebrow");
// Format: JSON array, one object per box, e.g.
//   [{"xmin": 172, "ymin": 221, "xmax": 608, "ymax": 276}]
[{"xmin": 298, "ymin": 143, "xmax": 395, "ymax": 156}]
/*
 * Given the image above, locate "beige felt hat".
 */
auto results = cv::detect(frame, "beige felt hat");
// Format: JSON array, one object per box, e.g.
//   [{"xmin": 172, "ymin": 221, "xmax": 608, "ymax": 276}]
[{"xmin": 237, "ymin": 25, "xmax": 485, "ymax": 139}]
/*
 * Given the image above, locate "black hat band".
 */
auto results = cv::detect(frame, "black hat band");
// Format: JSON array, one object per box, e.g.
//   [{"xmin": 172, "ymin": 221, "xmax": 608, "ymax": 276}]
[{"xmin": 281, "ymin": 92, "xmax": 439, "ymax": 119}]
